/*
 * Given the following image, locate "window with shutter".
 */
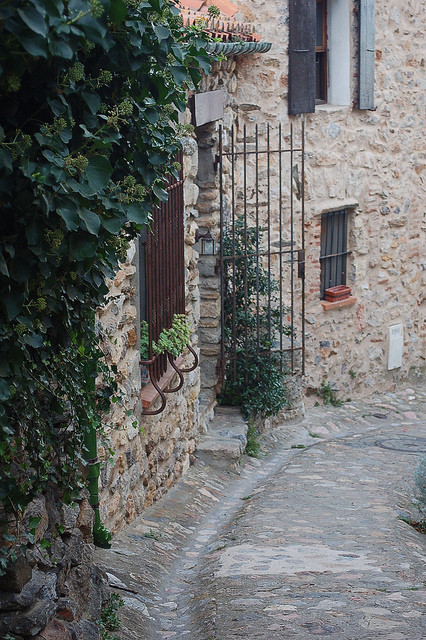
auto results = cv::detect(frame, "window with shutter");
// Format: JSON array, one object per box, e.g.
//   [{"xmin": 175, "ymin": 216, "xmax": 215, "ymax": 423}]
[{"xmin": 288, "ymin": 0, "xmax": 374, "ymax": 113}]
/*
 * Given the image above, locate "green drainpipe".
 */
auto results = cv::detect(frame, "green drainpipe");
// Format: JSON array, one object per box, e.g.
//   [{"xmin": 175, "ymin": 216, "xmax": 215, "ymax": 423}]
[{"xmin": 83, "ymin": 377, "xmax": 112, "ymax": 549}]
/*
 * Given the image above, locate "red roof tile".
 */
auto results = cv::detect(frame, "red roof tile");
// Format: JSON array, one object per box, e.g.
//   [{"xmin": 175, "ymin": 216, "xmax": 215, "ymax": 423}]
[
  {"xmin": 179, "ymin": 0, "xmax": 205, "ymax": 10},
  {"xmin": 205, "ymin": 0, "xmax": 238, "ymax": 18},
  {"xmin": 179, "ymin": 0, "xmax": 261, "ymax": 42},
  {"xmin": 179, "ymin": 0, "xmax": 238, "ymax": 19}
]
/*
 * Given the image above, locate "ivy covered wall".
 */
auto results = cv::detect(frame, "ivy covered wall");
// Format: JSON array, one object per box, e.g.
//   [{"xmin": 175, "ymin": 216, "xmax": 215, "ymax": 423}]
[{"xmin": 0, "ymin": 0, "xmax": 212, "ymax": 636}]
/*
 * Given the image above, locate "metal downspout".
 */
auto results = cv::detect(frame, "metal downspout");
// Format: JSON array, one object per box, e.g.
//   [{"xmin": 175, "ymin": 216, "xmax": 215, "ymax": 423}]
[{"xmin": 84, "ymin": 378, "xmax": 112, "ymax": 549}]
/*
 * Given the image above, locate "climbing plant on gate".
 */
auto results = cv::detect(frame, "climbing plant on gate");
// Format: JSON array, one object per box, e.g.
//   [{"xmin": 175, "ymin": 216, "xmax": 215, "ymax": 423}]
[
  {"xmin": 0, "ymin": 0, "xmax": 212, "ymax": 571},
  {"xmin": 220, "ymin": 218, "xmax": 294, "ymax": 419}
]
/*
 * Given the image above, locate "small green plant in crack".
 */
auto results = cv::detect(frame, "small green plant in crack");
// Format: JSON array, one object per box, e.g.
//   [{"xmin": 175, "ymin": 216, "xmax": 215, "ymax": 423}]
[
  {"xmin": 245, "ymin": 424, "xmax": 261, "ymax": 458},
  {"xmin": 291, "ymin": 444, "xmax": 306, "ymax": 449},
  {"xmin": 143, "ymin": 528, "xmax": 161, "ymax": 540},
  {"xmin": 99, "ymin": 593, "xmax": 123, "ymax": 640},
  {"xmin": 317, "ymin": 380, "xmax": 344, "ymax": 407},
  {"xmin": 308, "ymin": 431, "xmax": 321, "ymax": 439},
  {"xmin": 409, "ymin": 455, "xmax": 426, "ymax": 534},
  {"xmin": 349, "ymin": 369, "xmax": 357, "ymax": 379}
]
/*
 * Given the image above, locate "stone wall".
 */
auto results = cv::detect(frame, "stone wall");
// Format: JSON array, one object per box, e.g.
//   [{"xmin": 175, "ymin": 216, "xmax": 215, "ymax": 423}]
[
  {"xmin": 97, "ymin": 136, "xmax": 202, "ymax": 534},
  {"xmin": 195, "ymin": 58, "xmax": 240, "ymax": 425},
  {"xmin": 232, "ymin": 0, "xmax": 425, "ymax": 398},
  {"xmin": 0, "ymin": 491, "xmax": 108, "ymax": 640}
]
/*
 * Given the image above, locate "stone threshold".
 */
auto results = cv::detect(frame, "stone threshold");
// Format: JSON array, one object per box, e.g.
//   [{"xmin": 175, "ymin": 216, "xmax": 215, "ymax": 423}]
[{"xmin": 195, "ymin": 405, "xmax": 248, "ymax": 469}]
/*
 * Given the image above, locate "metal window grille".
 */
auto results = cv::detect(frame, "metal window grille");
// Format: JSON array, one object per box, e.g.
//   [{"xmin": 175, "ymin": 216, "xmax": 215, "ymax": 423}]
[
  {"xmin": 320, "ymin": 208, "xmax": 349, "ymax": 298},
  {"xmin": 139, "ymin": 154, "xmax": 185, "ymax": 383}
]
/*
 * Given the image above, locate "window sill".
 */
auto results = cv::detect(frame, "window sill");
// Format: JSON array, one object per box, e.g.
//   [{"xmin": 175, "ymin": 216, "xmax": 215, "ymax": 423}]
[
  {"xmin": 141, "ymin": 357, "xmax": 183, "ymax": 409},
  {"xmin": 315, "ymin": 103, "xmax": 351, "ymax": 114},
  {"xmin": 321, "ymin": 296, "xmax": 357, "ymax": 311}
]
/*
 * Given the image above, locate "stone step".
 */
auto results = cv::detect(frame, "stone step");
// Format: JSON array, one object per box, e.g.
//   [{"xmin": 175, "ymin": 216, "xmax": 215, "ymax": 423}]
[{"xmin": 195, "ymin": 406, "xmax": 248, "ymax": 469}]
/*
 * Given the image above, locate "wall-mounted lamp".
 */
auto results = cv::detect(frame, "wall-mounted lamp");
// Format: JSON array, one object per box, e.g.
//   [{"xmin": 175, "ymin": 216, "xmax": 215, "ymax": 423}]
[{"xmin": 195, "ymin": 229, "xmax": 216, "ymax": 256}]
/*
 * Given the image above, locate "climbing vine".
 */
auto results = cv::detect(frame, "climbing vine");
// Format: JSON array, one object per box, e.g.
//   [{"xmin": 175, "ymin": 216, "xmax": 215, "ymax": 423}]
[{"xmin": 0, "ymin": 0, "xmax": 211, "ymax": 560}]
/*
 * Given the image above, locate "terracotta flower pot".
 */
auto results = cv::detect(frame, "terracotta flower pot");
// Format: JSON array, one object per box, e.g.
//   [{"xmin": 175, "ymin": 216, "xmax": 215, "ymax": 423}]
[{"xmin": 324, "ymin": 285, "xmax": 352, "ymax": 302}]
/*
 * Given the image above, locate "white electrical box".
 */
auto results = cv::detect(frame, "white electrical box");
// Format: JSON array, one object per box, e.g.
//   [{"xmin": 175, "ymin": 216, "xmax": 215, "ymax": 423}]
[{"xmin": 388, "ymin": 324, "xmax": 403, "ymax": 370}]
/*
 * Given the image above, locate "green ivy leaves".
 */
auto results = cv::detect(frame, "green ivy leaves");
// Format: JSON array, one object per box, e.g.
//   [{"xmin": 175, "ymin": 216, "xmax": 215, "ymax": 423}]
[{"xmin": 0, "ymin": 0, "xmax": 212, "ymax": 548}]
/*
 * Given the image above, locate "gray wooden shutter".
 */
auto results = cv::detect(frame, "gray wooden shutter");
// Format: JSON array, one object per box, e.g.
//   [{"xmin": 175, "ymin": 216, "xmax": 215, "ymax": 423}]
[
  {"xmin": 359, "ymin": 0, "xmax": 376, "ymax": 109},
  {"xmin": 288, "ymin": 0, "xmax": 316, "ymax": 115}
]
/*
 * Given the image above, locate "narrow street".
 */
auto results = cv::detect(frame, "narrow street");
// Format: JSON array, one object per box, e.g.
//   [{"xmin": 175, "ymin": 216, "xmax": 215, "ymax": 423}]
[{"xmin": 96, "ymin": 385, "xmax": 426, "ymax": 640}]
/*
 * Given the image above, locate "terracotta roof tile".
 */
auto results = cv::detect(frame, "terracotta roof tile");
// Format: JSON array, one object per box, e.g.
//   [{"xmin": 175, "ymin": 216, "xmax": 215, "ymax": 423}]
[
  {"xmin": 180, "ymin": 0, "xmax": 261, "ymax": 42},
  {"xmin": 179, "ymin": 0, "xmax": 205, "ymax": 10},
  {"xmin": 179, "ymin": 0, "xmax": 238, "ymax": 17},
  {"xmin": 205, "ymin": 0, "xmax": 238, "ymax": 18}
]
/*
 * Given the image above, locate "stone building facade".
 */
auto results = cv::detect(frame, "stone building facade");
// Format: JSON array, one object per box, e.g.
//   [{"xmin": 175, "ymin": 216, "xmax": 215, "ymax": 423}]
[
  {"xmin": 98, "ymin": 0, "xmax": 425, "ymax": 532},
  {"xmin": 232, "ymin": 0, "xmax": 424, "ymax": 399}
]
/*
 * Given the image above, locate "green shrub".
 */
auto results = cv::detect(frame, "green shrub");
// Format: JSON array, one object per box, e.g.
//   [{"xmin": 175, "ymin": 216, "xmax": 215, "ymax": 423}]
[{"xmin": 220, "ymin": 219, "xmax": 292, "ymax": 419}]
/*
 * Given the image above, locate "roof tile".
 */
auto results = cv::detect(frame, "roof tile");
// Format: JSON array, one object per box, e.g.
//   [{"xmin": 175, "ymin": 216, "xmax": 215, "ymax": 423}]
[{"xmin": 179, "ymin": 0, "xmax": 238, "ymax": 18}]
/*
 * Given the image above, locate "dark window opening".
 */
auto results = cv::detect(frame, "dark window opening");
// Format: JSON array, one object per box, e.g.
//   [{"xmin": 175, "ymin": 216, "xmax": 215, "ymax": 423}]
[
  {"xmin": 316, "ymin": 0, "xmax": 327, "ymax": 102},
  {"xmin": 320, "ymin": 208, "xmax": 350, "ymax": 299}
]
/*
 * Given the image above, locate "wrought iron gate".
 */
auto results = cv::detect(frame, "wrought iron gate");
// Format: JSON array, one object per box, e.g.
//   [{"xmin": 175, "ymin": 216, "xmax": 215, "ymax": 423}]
[{"xmin": 218, "ymin": 122, "xmax": 305, "ymax": 385}]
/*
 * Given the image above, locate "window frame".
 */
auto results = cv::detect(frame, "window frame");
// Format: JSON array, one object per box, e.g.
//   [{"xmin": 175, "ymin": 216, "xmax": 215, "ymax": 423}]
[
  {"xmin": 315, "ymin": 0, "xmax": 328, "ymax": 103},
  {"xmin": 319, "ymin": 208, "xmax": 351, "ymax": 299},
  {"xmin": 288, "ymin": 0, "xmax": 375, "ymax": 114}
]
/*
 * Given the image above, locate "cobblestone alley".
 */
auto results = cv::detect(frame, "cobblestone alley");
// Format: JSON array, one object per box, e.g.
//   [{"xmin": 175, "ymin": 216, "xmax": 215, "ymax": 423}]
[{"xmin": 96, "ymin": 384, "xmax": 426, "ymax": 640}]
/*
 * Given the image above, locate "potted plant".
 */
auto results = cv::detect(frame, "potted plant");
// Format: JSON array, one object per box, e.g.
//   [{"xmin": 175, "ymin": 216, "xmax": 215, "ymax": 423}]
[{"xmin": 140, "ymin": 315, "xmax": 191, "ymax": 384}]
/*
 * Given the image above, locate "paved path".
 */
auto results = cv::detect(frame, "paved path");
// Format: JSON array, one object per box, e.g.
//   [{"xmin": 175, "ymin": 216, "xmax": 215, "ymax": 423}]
[{"xmin": 96, "ymin": 385, "xmax": 426, "ymax": 639}]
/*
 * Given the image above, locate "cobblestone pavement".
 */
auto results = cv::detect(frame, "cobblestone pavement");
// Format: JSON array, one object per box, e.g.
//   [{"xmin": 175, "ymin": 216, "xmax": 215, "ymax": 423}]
[{"xmin": 96, "ymin": 384, "xmax": 426, "ymax": 640}]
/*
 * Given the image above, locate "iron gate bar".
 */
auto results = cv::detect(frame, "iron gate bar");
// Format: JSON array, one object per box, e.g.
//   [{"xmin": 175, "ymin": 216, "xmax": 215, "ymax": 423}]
[
  {"xmin": 231, "ymin": 125, "xmax": 237, "ymax": 380},
  {"xmin": 221, "ymin": 247, "xmax": 297, "ymax": 260},
  {"xmin": 279, "ymin": 123, "xmax": 283, "ymax": 369},
  {"xmin": 219, "ymin": 124, "xmax": 225, "ymax": 379},
  {"xmin": 221, "ymin": 148, "xmax": 303, "ymax": 156},
  {"xmin": 301, "ymin": 119, "xmax": 305, "ymax": 375},
  {"xmin": 255, "ymin": 124, "xmax": 260, "ymax": 352},
  {"xmin": 290, "ymin": 123, "xmax": 295, "ymax": 372},
  {"xmin": 267, "ymin": 124, "xmax": 272, "ymax": 363},
  {"xmin": 243, "ymin": 124, "xmax": 248, "ymax": 383}
]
